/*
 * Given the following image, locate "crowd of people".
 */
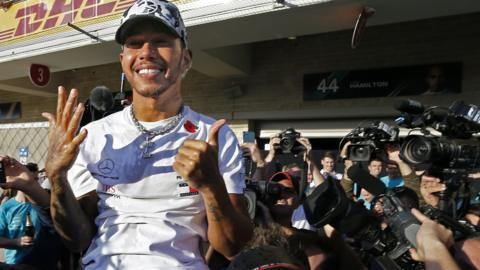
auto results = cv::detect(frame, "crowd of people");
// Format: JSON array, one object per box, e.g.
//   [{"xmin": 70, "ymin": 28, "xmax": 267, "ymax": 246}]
[{"xmin": 0, "ymin": 0, "xmax": 478, "ymax": 269}]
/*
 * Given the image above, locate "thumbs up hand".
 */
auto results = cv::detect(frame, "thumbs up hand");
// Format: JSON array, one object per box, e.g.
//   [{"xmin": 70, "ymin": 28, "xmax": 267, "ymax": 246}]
[{"xmin": 173, "ymin": 119, "xmax": 226, "ymax": 191}]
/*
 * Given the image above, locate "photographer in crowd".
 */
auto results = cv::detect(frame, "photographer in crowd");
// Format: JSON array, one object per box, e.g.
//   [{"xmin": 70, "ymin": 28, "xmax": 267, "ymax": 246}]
[
  {"xmin": 0, "ymin": 156, "xmax": 62, "ymax": 269},
  {"xmin": 245, "ymin": 170, "xmax": 365, "ymax": 270},
  {"xmin": 241, "ymin": 130, "xmax": 324, "ymax": 191},
  {"xmin": 351, "ymin": 158, "xmax": 383, "ymax": 209},
  {"xmin": 340, "ymin": 144, "xmax": 421, "ymax": 204}
]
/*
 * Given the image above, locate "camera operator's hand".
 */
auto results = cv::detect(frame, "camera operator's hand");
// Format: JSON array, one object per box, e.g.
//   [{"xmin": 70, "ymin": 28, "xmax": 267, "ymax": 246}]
[
  {"xmin": 297, "ymin": 137, "xmax": 325, "ymax": 186},
  {"xmin": 386, "ymin": 144, "xmax": 402, "ymax": 163},
  {"xmin": 410, "ymin": 208, "xmax": 458, "ymax": 270},
  {"xmin": 339, "ymin": 141, "xmax": 351, "ymax": 162},
  {"xmin": 0, "ymin": 156, "xmax": 50, "ymax": 207},
  {"xmin": 0, "ymin": 156, "xmax": 36, "ymax": 191},
  {"xmin": 241, "ymin": 143, "xmax": 265, "ymax": 167},
  {"xmin": 386, "ymin": 145, "xmax": 422, "ymax": 198},
  {"xmin": 265, "ymin": 135, "xmax": 280, "ymax": 163},
  {"xmin": 340, "ymin": 141, "xmax": 353, "ymax": 172},
  {"xmin": 339, "ymin": 142, "xmax": 355, "ymax": 198},
  {"xmin": 469, "ymin": 172, "xmax": 480, "ymax": 180},
  {"xmin": 296, "ymin": 137, "xmax": 312, "ymax": 162},
  {"xmin": 420, "ymin": 175, "xmax": 446, "ymax": 208}
]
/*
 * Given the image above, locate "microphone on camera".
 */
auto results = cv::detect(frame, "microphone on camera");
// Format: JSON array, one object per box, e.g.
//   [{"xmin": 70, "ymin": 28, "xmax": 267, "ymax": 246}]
[
  {"xmin": 394, "ymin": 99, "xmax": 425, "ymax": 115},
  {"xmin": 90, "ymin": 86, "xmax": 114, "ymax": 112},
  {"xmin": 347, "ymin": 165, "xmax": 386, "ymax": 196}
]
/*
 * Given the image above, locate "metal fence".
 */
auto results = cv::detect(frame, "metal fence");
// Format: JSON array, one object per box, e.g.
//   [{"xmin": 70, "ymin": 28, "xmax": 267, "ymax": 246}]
[{"xmin": 0, "ymin": 121, "xmax": 49, "ymax": 169}]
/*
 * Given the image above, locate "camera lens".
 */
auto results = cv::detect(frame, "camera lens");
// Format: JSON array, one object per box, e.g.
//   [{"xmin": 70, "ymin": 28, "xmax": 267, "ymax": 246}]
[
  {"xmin": 401, "ymin": 136, "xmax": 433, "ymax": 165},
  {"xmin": 280, "ymin": 137, "xmax": 295, "ymax": 153},
  {"xmin": 348, "ymin": 144, "xmax": 373, "ymax": 161}
]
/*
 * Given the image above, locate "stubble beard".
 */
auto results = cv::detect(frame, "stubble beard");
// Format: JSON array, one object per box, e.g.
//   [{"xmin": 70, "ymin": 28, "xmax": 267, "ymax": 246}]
[
  {"xmin": 142, "ymin": 84, "xmax": 169, "ymax": 98},
  {"xmin": 136, "ymin": 70, "xmax": 180, "ymax": 98}
]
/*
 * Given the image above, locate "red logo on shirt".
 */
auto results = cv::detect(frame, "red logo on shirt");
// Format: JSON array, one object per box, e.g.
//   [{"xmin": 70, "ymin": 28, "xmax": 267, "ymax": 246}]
[
  {"xmin": 184, "ymin": 120, "xmax": 197, "ymax": 133},
  {"xmin": 178, "ymin": 182, "xmax": 199, "ymax": 197}
]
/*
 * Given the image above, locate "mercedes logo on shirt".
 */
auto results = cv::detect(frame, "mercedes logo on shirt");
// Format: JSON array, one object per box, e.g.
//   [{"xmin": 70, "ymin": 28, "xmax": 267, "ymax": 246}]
[{"xmin": 98, "ymin": 159, "xmax": 115, "ymax": 175}]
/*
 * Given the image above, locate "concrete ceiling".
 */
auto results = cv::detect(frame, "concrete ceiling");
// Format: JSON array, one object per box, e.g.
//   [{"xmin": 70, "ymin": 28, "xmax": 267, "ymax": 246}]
[{"xmin": 1, "ymin": 0, "xmax": 480, "ymax": 84}]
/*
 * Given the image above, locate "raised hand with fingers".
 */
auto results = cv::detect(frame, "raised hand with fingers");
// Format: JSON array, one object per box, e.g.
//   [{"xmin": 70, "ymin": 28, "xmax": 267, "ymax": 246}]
[
  {"xmin": 241, "ymin": 142, "xmax": 264, "ymax": 166},
  {"xmin": 386, "ymin": 144, "xmax": 402, "ymax": 163},
  {"xmin": 173, "ymin": 119, "xmax": 226, "ymax": 191},
  {"xmin": 265, "ymin": 135, "xmax": 280, "ymax": 163},
  {"xmin": 42, "ymin": 86, "xmax": 88, "ymax": 180}
]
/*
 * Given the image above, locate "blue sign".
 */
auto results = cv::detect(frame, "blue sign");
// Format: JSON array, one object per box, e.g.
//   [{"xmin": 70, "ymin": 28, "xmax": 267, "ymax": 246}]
[{"xmin": 19, "ymin": 147, "xmax": 28, "ymax": 157}]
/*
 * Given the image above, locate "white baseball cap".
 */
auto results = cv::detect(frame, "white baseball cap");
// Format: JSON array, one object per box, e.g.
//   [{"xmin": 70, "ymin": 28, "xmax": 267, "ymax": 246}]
[{"xmin": 115, "ymin": 0, "xmax": 188, "ymax": 48}]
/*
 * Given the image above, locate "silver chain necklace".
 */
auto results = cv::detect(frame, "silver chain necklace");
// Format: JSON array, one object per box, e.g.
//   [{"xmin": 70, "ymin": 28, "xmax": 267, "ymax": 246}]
[{"xmin": 130, "ymin": 105, "xmax": 184, "ymax": 158}]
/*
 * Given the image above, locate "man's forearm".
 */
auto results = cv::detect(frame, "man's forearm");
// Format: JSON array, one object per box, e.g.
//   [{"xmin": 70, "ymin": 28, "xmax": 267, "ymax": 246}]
[
  {"xmin": 23, "ymin": 183, "xmax": 51, "ymax": 207},
  {"xmin": 50, "ymin": 174, "xmax": 96, "ymax": 252},
  {"xmin": 0, "ymin": 237, "xmax": 19, "ymax": 249},
  {"xmin": 202, "ymin": 184, "xmax": 253, "ymax": 259},
  {"xmin": 402, "ymin": 171, "xmax": 422, "ymax": 203},
  {"xmin": 397, "ymin": 160, "xmax": 413, "ymax": 178},
  {"xmin": 340, "ymin": 177, "xmax": 354, "ymax": 199}
]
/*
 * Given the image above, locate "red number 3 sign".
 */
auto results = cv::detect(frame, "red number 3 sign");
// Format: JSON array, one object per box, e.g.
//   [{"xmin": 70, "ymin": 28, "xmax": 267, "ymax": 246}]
[{"xmin": 29, "ymin": 63, "xmax": 50, "ymax": 87}]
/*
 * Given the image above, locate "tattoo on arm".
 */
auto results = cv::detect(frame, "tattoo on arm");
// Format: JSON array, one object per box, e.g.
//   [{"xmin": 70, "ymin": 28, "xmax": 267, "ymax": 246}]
[{"xmin": 207, "ymin": 203, "xmax": 224, "ymax": 222}]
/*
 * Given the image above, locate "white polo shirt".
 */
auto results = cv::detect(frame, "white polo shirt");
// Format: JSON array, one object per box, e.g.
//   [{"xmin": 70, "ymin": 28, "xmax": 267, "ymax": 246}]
[{"xmin": 68, "ymin": 106, "xmax": 245, "ymax": 270}]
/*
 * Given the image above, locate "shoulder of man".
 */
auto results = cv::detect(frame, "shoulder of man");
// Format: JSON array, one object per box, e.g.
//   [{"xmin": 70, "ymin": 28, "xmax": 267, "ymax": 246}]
[{"xmin": 191, "ymin": 109, "xmax": 239, "ymax": 145}]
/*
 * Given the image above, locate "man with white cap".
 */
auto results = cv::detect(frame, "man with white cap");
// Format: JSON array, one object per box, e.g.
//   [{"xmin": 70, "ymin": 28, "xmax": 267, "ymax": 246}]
[{"xmin": 42, "ymin": 0, "xmax": 253, "ymax": 269}]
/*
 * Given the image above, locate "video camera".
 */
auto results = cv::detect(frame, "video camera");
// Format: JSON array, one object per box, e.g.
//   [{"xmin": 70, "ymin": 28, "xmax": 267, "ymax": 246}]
[
  {"xmin": 303, "ymin": 164, "xmax": 479, "ymax": 269},
  {"xmin": 395, "ymin": 99, "xmax": 480, "ymax": 216},
  {"xmin": 302, "ymin": 166, "xmax": 422, "ymax": 269},
  {"xmin": 343, "ymin": 121, "xmax": 399, "ymax": 162},
  {"xmin": 273, "ymin": 128, "xmax": 305, "ymax": 155},
  {"xmin": 244, "ymin": 179, "xmax": 296, "ymax": 219},
  {"xmin": 397, "ymin": 100, "xmax": 480, "ymax": 171}
]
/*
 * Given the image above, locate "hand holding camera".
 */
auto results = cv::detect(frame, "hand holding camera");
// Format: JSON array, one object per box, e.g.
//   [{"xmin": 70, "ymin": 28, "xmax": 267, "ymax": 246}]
[
  {"xmin": 0, "ymin": 156, "xmax": 37, "ymax": 191},
  {"xmin": 420, "ymin": 175, "xmax": 446, "ymax": 208},
  {"xmin": 409, "ymin": 208, "xmax": 455, "ymax": 263},
  {"xmin": 272, "ymin": 128, "xmax": 305, "ymax": 156},
  {"xmin": 241, "ymin": 143, "xmax": 265, "ymax": 167}
]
